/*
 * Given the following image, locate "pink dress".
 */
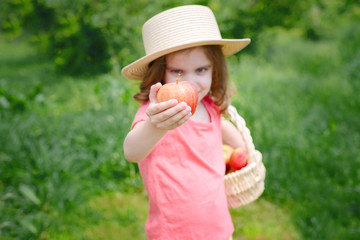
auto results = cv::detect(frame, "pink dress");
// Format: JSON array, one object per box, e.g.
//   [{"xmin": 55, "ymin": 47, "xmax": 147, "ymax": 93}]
[{"xmin": 132, "ymin": 96, "xmax": 234, "ymax": 240}]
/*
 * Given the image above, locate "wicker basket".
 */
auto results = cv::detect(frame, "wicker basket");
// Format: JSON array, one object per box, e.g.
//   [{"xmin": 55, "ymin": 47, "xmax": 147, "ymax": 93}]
[{"xmin": 224, "ymin": 105, "xmax": 266, "ymax": 208}]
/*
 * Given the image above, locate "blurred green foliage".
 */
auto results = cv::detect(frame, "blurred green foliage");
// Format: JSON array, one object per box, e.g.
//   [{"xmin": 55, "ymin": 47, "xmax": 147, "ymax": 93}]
[
  {"xmin": 1, "ymin": 0, "xmax": 359, "ymax": 75},
  {"xmin": 230, "ymin": 26, "xmax": 360, "ymax": 239},
  {"xmin": 0, "ymin": 38, "xmax": 141, "ymax": 238},
  {"xmin": 0, "ymin": 67, "xmax": 140, "ymax": 239}
]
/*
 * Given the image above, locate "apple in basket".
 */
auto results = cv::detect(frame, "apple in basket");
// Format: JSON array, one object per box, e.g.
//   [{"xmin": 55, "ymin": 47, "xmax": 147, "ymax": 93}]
[
  {"xmin": 157, "ymin": 74, "xmax": 198, "ymax": 115},
  {"xmin": 223, "ymin": 144, "xmax": 234, "ymax": 173},
  {"xmin": 229, "ymin": 147, "xmax": 249, "ymax": 171}
]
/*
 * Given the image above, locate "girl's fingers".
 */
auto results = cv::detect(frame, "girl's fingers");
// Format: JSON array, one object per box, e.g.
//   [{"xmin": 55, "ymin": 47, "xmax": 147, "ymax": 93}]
[
  {"xmin": 146, "ymin": 87, "xmax": 192, "ymax": 128},
  {"xmin": 146, "ymin": 99, "xmax": 178, "ymax": 117},
  {"xmin": 164, "ymin": 110, "xmax": 192, "ymax": 129},
  {"xmin": 148, "ymin": 82, "xmax": 162, "ymax": 104},
  {"xmin": 153, "ymin": 103, "xmax": 192, "ymax": 129}
]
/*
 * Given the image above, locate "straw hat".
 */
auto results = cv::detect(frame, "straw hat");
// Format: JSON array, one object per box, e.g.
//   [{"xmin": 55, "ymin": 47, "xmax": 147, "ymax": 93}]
[{"xmin": 121, "ymin": 5, "xmax": 251, "ymax": 80}]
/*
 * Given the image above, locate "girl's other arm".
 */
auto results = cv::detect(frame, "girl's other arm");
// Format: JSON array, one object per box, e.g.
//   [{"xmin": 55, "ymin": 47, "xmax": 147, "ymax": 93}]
[
  {"xmin": 123, "ymin": 83, "xmax": 192, "ymax": 162},
  {"xmin": 221, "ymin": 117, "xmax": 246, "ymax": 149}
]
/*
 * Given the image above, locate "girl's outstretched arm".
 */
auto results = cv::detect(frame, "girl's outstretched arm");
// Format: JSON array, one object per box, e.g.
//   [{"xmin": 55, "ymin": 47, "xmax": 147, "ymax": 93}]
[{"xmin": 123, "ymin": 83, "xmax": 192, "ymax": 162}]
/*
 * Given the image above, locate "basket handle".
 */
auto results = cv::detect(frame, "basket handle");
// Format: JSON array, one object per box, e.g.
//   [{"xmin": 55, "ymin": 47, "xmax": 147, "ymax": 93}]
[{"xmin": 226, "ymin": 105, "xmax": 256, "ymax": 161}]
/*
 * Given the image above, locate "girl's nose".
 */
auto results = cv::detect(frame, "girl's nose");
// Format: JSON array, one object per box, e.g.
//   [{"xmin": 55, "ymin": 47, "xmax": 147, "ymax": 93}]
[
  {"xmin": 180, "ymin": 74, "xmax": 188, "ymax": 82},
  {"xmin": 181, "ymin": 74, "xmax": 200, "ymax": 90},
  {"xmin": 182, "ymin": 74, "xmax": 195, "ymax": 84}
]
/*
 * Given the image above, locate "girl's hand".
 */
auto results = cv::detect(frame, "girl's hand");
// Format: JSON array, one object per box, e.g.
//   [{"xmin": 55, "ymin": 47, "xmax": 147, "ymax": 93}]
[
  {"xmin": 145, "ymin": 82, "xmax": 192, "ymax": 130},
  {"xmin": 123, "ymin": 83, "xmax": 192, "ymax": 162}
]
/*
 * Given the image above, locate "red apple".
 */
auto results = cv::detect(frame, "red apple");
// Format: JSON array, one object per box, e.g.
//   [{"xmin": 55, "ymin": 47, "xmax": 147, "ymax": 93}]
[
  {"xmin": 229, "ymin": 147, "xmax": 248, "ymax": 171},
  {"xmin": 156, "ymin": 75, "xmax": 198, "ymax": 115},
  {"xmin": 223, "ymin": 144, "xmax": 234, "ymax": 173}
]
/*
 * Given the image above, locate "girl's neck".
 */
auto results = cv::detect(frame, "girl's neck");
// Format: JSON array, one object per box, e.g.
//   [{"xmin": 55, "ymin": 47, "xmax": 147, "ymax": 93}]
[{"xmin": 190, "ymin": 101, "xmax": 210, "ymax": 123}]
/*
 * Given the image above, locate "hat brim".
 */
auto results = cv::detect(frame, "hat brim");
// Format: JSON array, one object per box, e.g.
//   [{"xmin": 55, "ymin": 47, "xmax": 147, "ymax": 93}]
[{"xmin": 122, "ymin": 38, "xmax": 250, "ymax": 80}]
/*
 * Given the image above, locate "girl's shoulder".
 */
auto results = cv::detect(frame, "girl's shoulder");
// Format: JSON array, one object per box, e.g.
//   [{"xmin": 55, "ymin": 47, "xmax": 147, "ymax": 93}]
[
  {"xmin": 202, "ymin": 95, "xmax": 215, "ymax": 106},
  {"xmin": 203, "ymin": 95, "xmax": 220, "ymax": 113}
]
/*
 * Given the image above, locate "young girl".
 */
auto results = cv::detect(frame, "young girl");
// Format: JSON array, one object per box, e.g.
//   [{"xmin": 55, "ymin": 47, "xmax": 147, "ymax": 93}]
[{"xmin": 122, "ymin": 5, "xmax": 250, "ymax": 240}]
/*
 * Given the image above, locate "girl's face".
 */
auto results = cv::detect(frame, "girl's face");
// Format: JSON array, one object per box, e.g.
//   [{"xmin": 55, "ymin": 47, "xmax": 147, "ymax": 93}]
[{"xmin": 164, "ymin": 47, "xmax": 212, "ymax": 103}]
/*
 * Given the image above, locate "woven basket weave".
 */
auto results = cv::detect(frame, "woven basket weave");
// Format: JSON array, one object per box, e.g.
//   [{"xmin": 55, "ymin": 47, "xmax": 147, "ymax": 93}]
[{"xmin": 224, "ymin": 105, "xmax": 266, "ymax": 208}]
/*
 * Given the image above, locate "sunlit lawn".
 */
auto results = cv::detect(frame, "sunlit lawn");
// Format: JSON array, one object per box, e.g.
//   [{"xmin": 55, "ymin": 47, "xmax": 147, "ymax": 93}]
[{"xmin": 47, "ymin": 190, "xmax": 300, "ymax": 240}]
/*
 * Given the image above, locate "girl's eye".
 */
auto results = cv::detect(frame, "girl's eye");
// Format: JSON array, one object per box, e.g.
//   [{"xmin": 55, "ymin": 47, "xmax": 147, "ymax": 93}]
[
  {"xmin": 171, "ymin": 69, "xmax": 182, "ymax": 74},
  {"xmin": 196, "ymin": 67, "xmax": 207, "ymax": 73}
]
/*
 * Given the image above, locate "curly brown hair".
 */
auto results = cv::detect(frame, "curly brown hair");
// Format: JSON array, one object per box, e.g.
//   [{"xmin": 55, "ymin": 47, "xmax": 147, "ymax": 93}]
[{"xmin": 133, "ymin": 45, "xmax": 234, "ymax": 113}]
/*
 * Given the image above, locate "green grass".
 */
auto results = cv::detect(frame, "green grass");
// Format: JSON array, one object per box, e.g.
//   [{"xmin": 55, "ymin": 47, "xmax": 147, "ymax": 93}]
[
  {"xmin": 230, "ymin": 200, "xmax": 301, "ymax": 240},
  {"xmin": 0, "ymin": 25, "xmax": 359, "ymax": 240},
  {"xmin": 85, "ymin": 191, "xmax": 148, "ymax": 240},
  {"xmin": 47, "ymin": 192, "xmax": 300, "ymax": 240},
  {"xmin": 0, "ymin": 38, "xmax": 142, "ymax": 239},
  {"xmin": 229, "ymin": 28, "xmax": 360, "ymax": 239}
]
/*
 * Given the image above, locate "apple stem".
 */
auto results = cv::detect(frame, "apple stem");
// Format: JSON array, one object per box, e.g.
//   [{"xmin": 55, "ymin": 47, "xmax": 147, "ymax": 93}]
[{"xmin": 176, "ymin": 73, "xmax": 180, "ymax": 84}]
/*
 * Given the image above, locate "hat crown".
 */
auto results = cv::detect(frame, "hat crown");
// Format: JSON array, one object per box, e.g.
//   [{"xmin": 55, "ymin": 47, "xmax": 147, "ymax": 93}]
[{"xmin": 142, "ymin": 5, "xmax": 222, "ymax": 56}]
